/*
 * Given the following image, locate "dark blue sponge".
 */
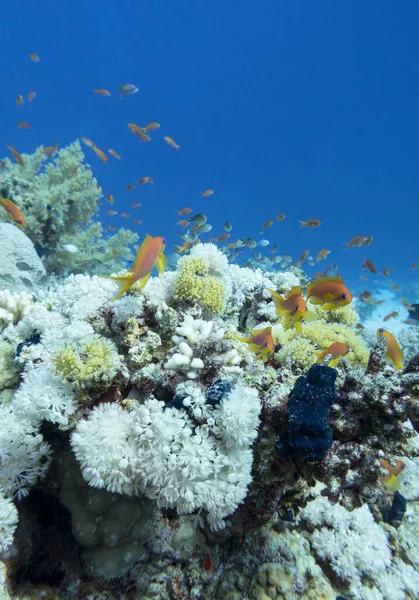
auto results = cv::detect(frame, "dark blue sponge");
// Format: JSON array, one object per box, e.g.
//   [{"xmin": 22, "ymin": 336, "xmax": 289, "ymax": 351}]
[{"xmin": 275, "ymin": 364, "xmax": 337, "ymax": 461}]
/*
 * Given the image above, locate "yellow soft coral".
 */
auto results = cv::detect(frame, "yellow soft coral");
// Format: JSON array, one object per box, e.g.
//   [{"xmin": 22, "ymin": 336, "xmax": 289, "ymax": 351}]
[
  {"xmin": 174, "ymin": 257, "xmax": 226, "ymax": 314},
  {"xmin": 273, "ymin": 316, "xmax": 369, "ymax": 373}
]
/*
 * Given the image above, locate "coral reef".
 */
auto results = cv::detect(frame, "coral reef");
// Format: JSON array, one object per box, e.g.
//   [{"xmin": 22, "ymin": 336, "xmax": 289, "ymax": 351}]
[{"xmin": 0, "ymin": 223, "xmax": 46, "ymax": 292}]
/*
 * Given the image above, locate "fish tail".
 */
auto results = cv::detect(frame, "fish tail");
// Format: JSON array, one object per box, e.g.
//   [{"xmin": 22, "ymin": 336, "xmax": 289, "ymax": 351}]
[
  {"xmin": 394, "ymin": 361, "xmax": 405, "ymax": 372},
  {"xmin": 102, "ymin": 275, "xmax": 134, "ymax": 301},
  {"xmin": 267, "ymin": 288, "xmax": 284, "ymax": 314}
]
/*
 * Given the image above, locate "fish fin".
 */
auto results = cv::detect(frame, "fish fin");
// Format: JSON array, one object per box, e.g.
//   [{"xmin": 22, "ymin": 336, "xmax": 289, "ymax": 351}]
[
  {"xmin": 234, "ymin": 334, "xmax": 250, "ymax": 343},
  {"xmin": 299, "ymin": 221, "xmax": 306, "ymax": 227},
  {"xmin": 384, "ymin": 474, "xmax": 401, "ymax": 492},
  {"xmin": 328, "ymin": 357, "xmax": 341, "ymax": 368},
  {"xmin": 103, "ymin": 275, "xmax": 134, "ymax": 301},
  {"xmin": 247, "ymin": 343, "xmax": 261, "ymax": 354},
  {"xmin": 321, "ymin": 303, "xmax": 339, "ymax": 310},
  {"xmin": 157, "ymin": 251, "xmax": 167, "ymax": 276},
  {"xmin": 286, "ymin": 286, "xmax": 302, "ymax": 298},
  {"xmin": 267, "ymin": 288, "xmax": 284, "ymax": 313},
  {"xmin": 324, "ymin": 293, "xmax": 336, "ymax": 301},
  {"xmin": 308, "ymin": 297, "xmax": 324, "ymax": 305},
  {"xmin": 136, "ymin": 272, "xmax": 151, "ymax": 290},
  {"xmin": 303, "ymin": 310, "xmax": 317, "ymax": 322},
  {"xmin": 394, "ymin": 361, "xmax": 405, "ymax": 372},
  {"xmin": 294, "ymin": 320, "xmax": 302, "ymax": 334},
  {"xmin": 132, "ymin": 234, "xmax": 153, "ymax": 272}
]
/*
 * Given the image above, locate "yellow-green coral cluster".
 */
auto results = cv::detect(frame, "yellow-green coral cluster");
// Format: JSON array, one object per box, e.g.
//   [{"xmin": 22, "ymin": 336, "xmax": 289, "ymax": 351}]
[
  {"xmin": 174, "ymin": 257, "xmax": 226, "ymax": 314},
  {"xmin": 273, "ymin": 312, "xmax": 369, "ymax": 373},
  {"xmin": 52, "ymin": 335, "xmax": 122, "ymax": 393}
]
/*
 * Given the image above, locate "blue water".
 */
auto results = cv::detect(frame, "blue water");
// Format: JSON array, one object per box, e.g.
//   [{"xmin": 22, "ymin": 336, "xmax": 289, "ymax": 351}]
[{"xmin": 1, "ymin": 0, "xmax": 418, "ymax": 290}]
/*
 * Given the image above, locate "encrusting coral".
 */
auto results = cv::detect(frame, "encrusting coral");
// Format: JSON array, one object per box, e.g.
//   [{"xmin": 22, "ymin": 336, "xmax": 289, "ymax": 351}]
[{"xmin": 174, "ymin": 256, "xmax": 226, "ymax": 314}]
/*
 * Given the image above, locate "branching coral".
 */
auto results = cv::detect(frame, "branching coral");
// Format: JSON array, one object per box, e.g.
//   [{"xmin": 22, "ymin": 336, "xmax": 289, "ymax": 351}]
[
  {"xmin": 0, "ymin": 289, "xmax": 34, "ymax": 332},
  {"xmin": 0, "ymin": 493, "xmax": 18, "ymax": 554}
]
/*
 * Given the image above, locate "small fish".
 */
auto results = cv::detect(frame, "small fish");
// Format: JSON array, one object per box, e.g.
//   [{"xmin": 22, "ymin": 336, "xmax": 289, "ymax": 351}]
[
  {"xmin": 178, "ymin": 207, "xmax": 192, "ymax": 215},
  {"xmin": 164, "ymin": 136, "xmax": 180, "ymax": 150},
  {"xmin": 27, "ymin": 91, "xmax": 36, "ymax": 102},
  {"xmin": 16, "ymin": 94, "xmax": 24, "ymax": 106},
  {"xmin": 127, "ymin": 123, "xmax": 151, "ymax": 142},
  {"xmin": 242, "ymin": 238, "xmax": 257, "ymax": 249},
  {"xmin": 106, "ymin": 194, "xmax": 115, "ymax": 204},
  {"xmin": 119, "ymin": 83, "xmax": 139, "ymax": 96},
  {"xmin": 103, "ymin": 234, "xmax": 166, "ymax": 300},
  {"xmin": 383, "ymin": 311, "xmax": 398, "ymax": 322},
  {"xmin": 294, "ymin": 249, "xmax": 309, "ymax": 267},
  {"xmin": 108, "ymin": 225, "xmax": 116, "ymax": 231},
  {"xmin": 259, "ymin": 220, "xmax": 273, "ymax": 234},
  {"xmin": 17, "ymin": 121, "xmax": 30, "ymax": 129},
  {"xmin": 235, "ymin": 327, "xmax": 275, "ymax": 362},
  {"xmin": 197, "ymin": 224, "xmax": 212, "ymax": 233},
  {"xmin": 60, "ymin": 243, "xmax": 78, "ymax": 253},
  {"xmin": 7, "ymin": 145, "xmax": 24, "ymax": 165},
  {"xmin": 359, "ymin": 290, "xmax": 372, "ymax": 301},
  {"xmin": 121, "ymin": 213, "xmax": 131, "ymax": 218},
  {"xmin": 307, "ymin": 276, "xmax": 352, "ymax": 310},
  {"xmin": 268, "ymin": 286, "xmax": 315, "ymax": 333},
  {"xmin": 391, "ymin": 283, "xmax": 401, "ymax": 291},
  {"xmin": 299, "ymin": 219, "xmax": 321, "ymax": 228},
  {"xmin": 144, "ymin": 122, "xmax": 160, "ymax": 132},
  {"xmin": 92, "ymin": 89, "xmax": 111, "ymax": 96},
  {"xmin": 134, "ymin": 219, "xmax": 143, "ymax": 224},
  {"xmin": 362, "ymin": 259, "xmax": 376, "ymax": 274},
  {"xmin": 108, "ymin": 149, "xmax": 121, "ymax": 159},
  {"xmin": 177, "ymin": 220, "xmax": 189, "ymax": 229},
  {"xmin": 317, "ymin": 342, "xmax": 350, "ymax": 368},
  {"xmin": 224, "ymin": 221, "xmax": 232, "ymax": 232},
  {"xmin": 403, "ymin": 319, "xmax": 417, "ymax": 326},
  {"xmin": 412, "ymin": 263, "xmax": 417, "ymax": 270},
  {"xmin": 81, "ymin": 137, "xmax": 95, "ymax": 148},
  {"xmin": 189, "ymin": 213, "xmax": 207, "ymax": 225},
  {"xmin": 276, "ymin": 214, "xmax": 286, "ymax": 222},
  {"xmin": 93, "ymin": 146, "xmax": 108, "ymax": 163},
  {"xmin": 364, "ymin": 236, "xmax": 373, "ymax": 246},
  {"xmin": 29, "ymin": 52, "xmax": 40, "ymax": 62},
  {"xmin": 355, "ymin": 323, "xmax": 364, "ymax": 335},
  {"xmin": 72, "ymin": 166, "xmax": 79, "ymax": 174},
  {"xmin": 201, "ymin": 189, "xmax": 214, "ymax": 198},
  {"xmin": 174, "ymin": 241, "xmax": 195, "ymax": 254},
  {"xmin": 345, "ymin": 236, "xmax": 368, "ymax": 249},
  {"xmin": 401, "ymin": 298, "xmax": 414, "ymax": 311},
  {"xmin": 139, "ymin": 177, "xmax": 153, "ymax": 184},
  {"xmin": 377, "ymin": 328, "xmax": 404, "ymax": 371},
  {"xmin": 131, "ymin": 202, "xmax": 142, "ymax": 208},
  {"xmin": 0, "ymin": 197, "xmax": 25, "ymax": 226},
  {"xmin": 271, "ymin": 244, "xmax": 277, "ymax": 254},
  {"xmin": 379, "ymin": 459, "xmax": 406, "ymax": 492},
  {"xmin": 216, "ymin": 233, "xmax": 230, "ymax": 242},
  {"xmin": 316, "ymin": 249, "xmax": 330, "ymax": 262},
  {"xmin": 106, "ymin": 210, "xmax": 117, "ymax": 217},
  {"xmin": 258, "ymin": 239, "xmax": 270, "ymax": 247},
  {"xmin": 126, "ymin": 185, "xmax": 135, "ymax": 191},
  {"xmin": 382, "ymin": 267, "xmax": 394, "ymax": 277},
  {"xmin": 43, "ymin": 143, "xmax": 59, "ymax": 158}
]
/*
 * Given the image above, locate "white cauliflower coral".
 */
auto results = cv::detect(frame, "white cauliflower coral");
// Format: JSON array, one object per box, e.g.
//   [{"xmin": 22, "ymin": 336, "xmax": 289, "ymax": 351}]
[{"xmin": 0, "ymin": 289, "xmax": 34, "ymax": 332}]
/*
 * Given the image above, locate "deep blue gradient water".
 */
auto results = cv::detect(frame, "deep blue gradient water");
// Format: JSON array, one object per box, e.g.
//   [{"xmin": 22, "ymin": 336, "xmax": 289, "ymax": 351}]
[{"xmin": 1, "ymin": 0, "xmax": 418, "ymax": 293}]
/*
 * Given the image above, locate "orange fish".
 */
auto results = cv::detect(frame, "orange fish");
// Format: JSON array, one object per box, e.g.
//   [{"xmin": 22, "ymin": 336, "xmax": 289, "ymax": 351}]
[
  {"xmin": 134, "ymin": 219, "xmax": 143, "ymax": 224},
  {"xmin": 131, "ymin": 202, "xmax": 142, "ymax": 208},
  {"xmin": 382, "ymin": 267, "xmax": 394, "ymax": 277},
  {"xmin": 103, "ymin": 234, "xmax": 167, "ymax": 300},
  {"xmin": 261, "ymin": 220, "xmax": 273, "ymax": 230},
  {"xmin": 377, "ymin": 328, "xmax": 404, "ymax": 371},
  {"xmin": 345, "ymin": 236, "xmax": 368, "ymax": 249},
  {"xmin": 294, "ymin": 249, "xmax": 309, "ymax": 267},
  {"xmin": 7, "ymin": 145, "xmax": 24, "ymax": 165},
  {"xmin": 92, "ymin": 89, "xmax": 111, "ymax": 96},
  {"xmin": 144, "ymin": 122, "xmax": 161, "ymax": 132},
  {"xmin": 235, "ymin": 327, "xmax": 274, "ymax": 362},
  {"xmin": 72, "ymin": 166, "xmax": 79, "ymax": 174},
  {"xmin": 383, "ymin": 311, "xmax": 398, "ymax": 322},
  {"xmin": 355, "ymin": 323, "xmax": 364, "ymax": 335},
  {"xmin": 201, "ymin": 189, "xmax": 214, "ymax": 198},
  {"xmin": 177, "ymin": 219, "xmax": 189, "ymax": 229},
  {"xmin": 391, "ymin": 283, "xmax": 401, "ymax": 291},
  {"xmin": 0, "ymin": 198, "xmax": 25, "ymax": 226},
  {"xmin": 403, "ymin": 319, "xmax": 417, "ymax": 326},
  {"xmin": 164, "ymin": 136, "xmax": 180, "ymax": 149},
  {"xmin": 216, "ymin": 233, "xmax": 230, "ymax": 242},
  {"xmin": 108, "ymin": 149, "xmax": 121, "ymax": 159},
  {"xmin": 177, "ymin": 207, "xmax": 192, "ymax": 215},
  {"xmin": 316, "ymin": 249, "xmax": 330, "ymax": 262},
  {"xmin": 128, "ymin": 123, "xmax": 151, "ymax": 142},
  {"xmin": 359, "ymin": 290, "xmax": 372, "ymax": 302},
  {"xmin": 17, "ymin": 121, "xmax": 30, "ymax": 129},
  {"xmin": 412, "ymin": 263, "xmax": 417, "ymax": 270},
  {"xmin": 299, "ymin": 219, "xmax": 321, "ymax": 228},
  {"xmin": 106, "ymin": 194, "xmax": 115, "ymax": 204},
  {"xmin": 317, "ymin": 342, "xmax": 350, "ymax": 368},
  {"xmin": 108, "ymin": 225, "xmax": 116, "ymax": 231},
  {"xmin": 276, "ymin": 214, "xmax": 286, "ymax": 222},
  {"xmin": 27, "ymin": 91, "xmax": 36, "ymax": 102},
  {"xmin": 362, "ymin": 259, "xmax": 376, "ymax": 274},
  {"xmin": 401, "ymin": 298, "xmax": 414, "ymax": 310},
  {"xmin": 16, "ymin": 94, "xmax": 24, "ymax": 106},
  {"xmin": 29, "ymin": 52, "xmax": 40, "ymax": 62},
  {"xmin": 139, "ymin": 177, "xmax": 153, "ymax": 184},
  {"xmin": 379, "ymin": 459, "xmax": 406, "ymax": 491},
  {"xmin": 121, "ymin": 213, "xmax": 131, "ymax": 218},
  {"xmin": 267, "ymin": 286, "xmax": 314, "ymax": 333},
  {"xmin": 106, "ymin": 210, "xmax": 117, "ymax": 217},
  {"xmin": 306, "ymin": 276, "xmax": 352, "ymax": 310},
  {"xmin": 43, "ymin": 143, "xmax": 59, "ymax": 158},
  {"xmin": 92, "ymin": 146, "xmax": 108, "ymax": 163},
  {"xmin": 174, "ymin": 242, "xmax": 193, "ymax": 254},
  {"xmin": 126, "ymin": 185, "xmax": 135, "ymax": 191},
  {"xmin": 81, "ymin": 137, "xmax": 95, "ymax": 148}
]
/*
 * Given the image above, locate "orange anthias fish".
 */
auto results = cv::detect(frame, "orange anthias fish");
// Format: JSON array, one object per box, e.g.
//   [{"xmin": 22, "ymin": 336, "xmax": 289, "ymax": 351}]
[
  {"xmin": 93, "ymin": 146, "xmax": 108, "ymax": 163},
  {"xmin": 43, "ymin": 143, "xmax": 59, "ymax": 158},
  {"xmin": 7, "ymin": 145, "xmax": 24, "ymax": 165},
  {"xmin": 294, "ymin": 249, "xmax": 309, "ymax": 267},
  {"xmin": 128, "ymin": 123, "xmax": 151, "ymax": 142},
  {"xmin": 164, "ymin": 136, "xmax": 180, "ymax": 150},
  {"xmin": 382, "ymin": 267, "xmax": 394, "ymax": 277},
  {"xmin": 108, "ymin": 149, "xmax": 121, "ymax": 159},
  {"xmin": 144, "ymin": 122, "xmax": 161, "ymax": 132},
  {"xmin": 383, "ymin": 311, "xmax": 398, "ymax": 322},
  {"xmin": 92, "ymin": 89, "xmax": 111, "ymax": 96},
  {"xmin": 379, "ymin": 459, "xmax": 406, "ymax": 491},
  {"xmin": 299, "ymin": 219, "xmax": 321, "ymax": 228},
  {"xmin": 29, "ymin": 52, "xmax": 40, "ymax": 62},
  {"xmin": 201, "ymin": 189, "xmax": 214, "ymax": 198},
  {"xmin": 316, "ymin": 249, "xmax": 330, "ymax": 262},
  {"xmin": 344, "ymin": 236, "xmax": 368, "ymax": 249},
  {"xmin": 0, "ymin": 198, "xmax": 26, "ymax": 226},
  {"xmin": 235, "ymin": 327, "xmax": 274, "ymax": 362},
  {"xmin": 267, "ymin": 286, "xmax": 314, "ymax": 333},
  {"xmin": 17, "ymin": 121, "xmax": 30, "ymax": 129},
  {"xmin": 27, "ymin": 91, "xmax": 36, "ymax": 102},
  {"xmin": 216, "ymin": 233, "xmax": 230, "ymax": 242},
  {"xmin": 306, "ymin": 276, "xmax": 353, "ymax": 310},
  {"xmin": 317, "ymin": 342, "xmax": 350, "ymax": 368},
  {"xmin": 412, "ymin": 263, "xmax": 417, "ymax": 270},
  {"xmin": 81, "ymin": 137, "xmax": 95, "ymax": 148},
  {"xmin": 362, "ymin": 259, "xmax": 376, "ymax": 274},
  {"xmin": 103, "ymin": 234, "xmax": 167, "ymax": 301},
  {"xmin": 177, "ymin": 207, "xmax": 192, "ymax": 215},
  {"xmin": 377, "ymin": 328, "xmax": 404, "ymax": 371},
  {"xmin": 276, "ymin": 214, "xmax": 286, "ymax": 222}
]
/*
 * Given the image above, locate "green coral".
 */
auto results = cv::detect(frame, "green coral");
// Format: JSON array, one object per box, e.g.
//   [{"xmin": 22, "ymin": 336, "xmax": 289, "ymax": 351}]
[
  {"xmin": 174, "ymin": 257, "xmax": 226, "ymax": 314},
  {"xmin": 273, "ymin": 317, "xmax": 369, "ymax": 373},
  {"xmin": 0, "ymin": 340, "xmax": 22, "ymax": 392},
  {"xmin": 0, "ymin": 140, "xmax": 138, "ymax": 276},
  {"xmin": 52, "ymin": 335, "xmax": 122, "ymax": 393}
]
